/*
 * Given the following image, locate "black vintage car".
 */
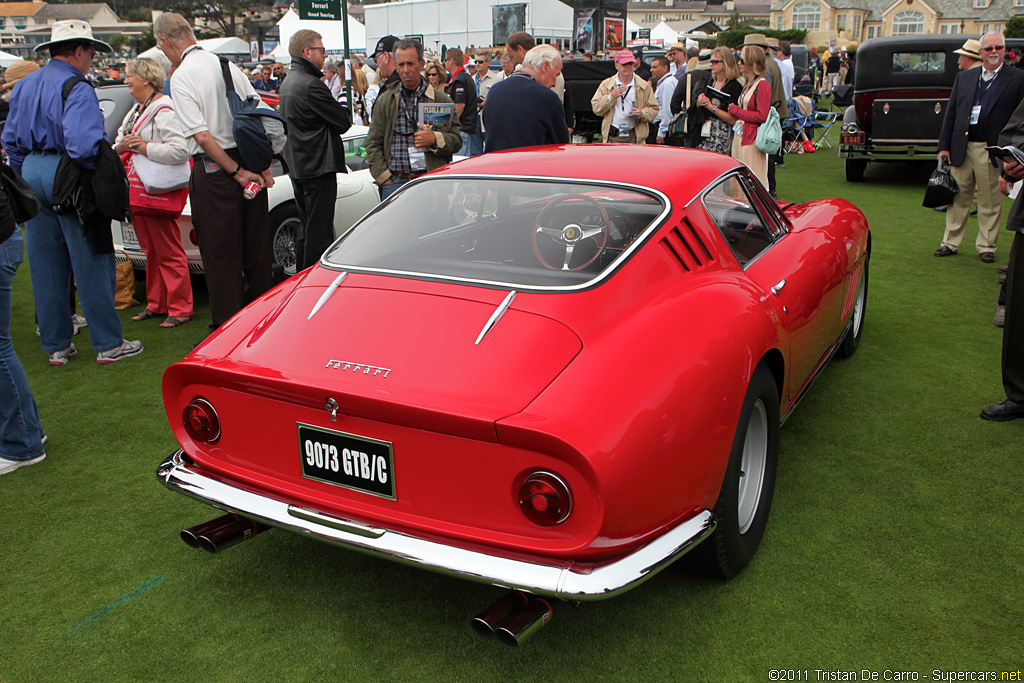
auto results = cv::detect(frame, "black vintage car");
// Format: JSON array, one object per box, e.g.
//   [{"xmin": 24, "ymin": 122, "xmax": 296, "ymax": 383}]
[{"xmin": 840, "ymin": 35, "xmax": 1024, "ymax": 182}]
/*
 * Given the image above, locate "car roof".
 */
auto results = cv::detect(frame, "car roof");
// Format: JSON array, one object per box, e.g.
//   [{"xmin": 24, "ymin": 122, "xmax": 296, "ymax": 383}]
[{"xmin": 429, "ymin": 144, "xmax": 740, "ymax": 201}]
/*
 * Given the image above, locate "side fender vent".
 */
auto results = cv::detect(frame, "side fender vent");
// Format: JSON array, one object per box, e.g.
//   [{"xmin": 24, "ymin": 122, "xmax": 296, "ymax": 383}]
[{"xmin": 661, "ymin": 220, "xmax": 714, "ymax": 273}]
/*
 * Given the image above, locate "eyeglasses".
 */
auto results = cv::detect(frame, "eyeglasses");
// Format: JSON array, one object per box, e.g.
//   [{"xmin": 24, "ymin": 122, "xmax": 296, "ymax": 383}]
[
  {"xmin": 982, "ymin": 45, "xmax": 1006, "ymax": 51},
  {"xmin": 427, "ymin": 72, "xmax": 439, "ymax": 78},
  {"xmin": 736, "ymin": 57, "xmax": 745, "ymax": 64},
  {"xmin": 709, "ymin": 59, "xmax": 724, "ymax": 64},
  {"xmin": 307, "ymin": 46, "xmax": 326, "ymax": 53},
  {"xmin": 474, "ymin": 59, "xmax": 487, "ymax": 64}
]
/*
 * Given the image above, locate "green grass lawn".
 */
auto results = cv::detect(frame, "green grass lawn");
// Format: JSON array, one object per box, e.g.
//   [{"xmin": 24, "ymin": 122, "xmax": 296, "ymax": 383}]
[{"xmin": 1, "ymin": 138, "xmax": 1021, "ymax": 682}]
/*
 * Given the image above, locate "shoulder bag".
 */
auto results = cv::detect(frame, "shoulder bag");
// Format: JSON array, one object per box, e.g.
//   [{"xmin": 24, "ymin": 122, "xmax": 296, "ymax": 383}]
[
  {"xmin": 754, "ymin": 81, "xmax": 782, "ymax": 155},
  {"xmin": 129, "ymin": 101, "xmax": 191, "ymax": 194},
  {"xmin": 0, "ymin": 161, "xmax": 41, "ymax": 223}
]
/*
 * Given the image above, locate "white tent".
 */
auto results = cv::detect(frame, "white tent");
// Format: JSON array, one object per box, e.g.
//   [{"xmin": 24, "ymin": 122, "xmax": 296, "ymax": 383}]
[
  {"xmin": 0, "ymin": 50, "xmax": 22, "ymax": 68},
  {"xmin": 271, "ymin": 9, "xmax": 366, "ymax": 63},
  {"xmin": 138, "ymin": 36, "xmax": 251, "ymax": 74}
]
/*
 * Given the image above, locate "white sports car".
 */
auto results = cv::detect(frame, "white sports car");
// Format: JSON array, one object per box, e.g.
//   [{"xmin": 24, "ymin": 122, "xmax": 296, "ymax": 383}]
[{"xmin": 110, "ymin": 124, "xmax": 381, "ymax": 277}]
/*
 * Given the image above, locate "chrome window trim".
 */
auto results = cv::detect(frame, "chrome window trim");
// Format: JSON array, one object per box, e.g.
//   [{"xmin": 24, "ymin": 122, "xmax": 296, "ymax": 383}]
[
  {"xmin": 319, "ymin": 174, "xmax": 673, "ymax": 293},
  {"xmin": 698, "ymin": 170, "xmax": 780, "ymax": 270}
]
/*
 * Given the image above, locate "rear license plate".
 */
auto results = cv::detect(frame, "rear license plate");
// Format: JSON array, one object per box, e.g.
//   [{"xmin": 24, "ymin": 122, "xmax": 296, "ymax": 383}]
[
  {"xmin": 121, "ymin": 223, "xmax": 140, "ymax": 249},
  {"xmin": 298, "ymin": 423, "xmax": 395, "ymax": 499},
  {"xmin": 841, "ymin": 132, "xmax": 866, "ymax": 146}
]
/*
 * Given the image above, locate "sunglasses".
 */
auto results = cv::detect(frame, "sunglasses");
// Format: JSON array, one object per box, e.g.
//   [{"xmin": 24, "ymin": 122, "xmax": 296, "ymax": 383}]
[
  {"xmin": 982, "ymin": 45, "xmax": 1006, "ymax": 51},
  {"xmin": 427, "ymin": 72, "xmax": 439, "ymax": 77},
  {"xmin": 709, "ymin": 59, "xmax": 724, "ymax": 64},
  {"xmin": 474, "ymin": 59, "xmax": 487, "ymax": 64},
  {"xmin": 736, "ymin": 57, "xmax": 745, "ymax": 64}
]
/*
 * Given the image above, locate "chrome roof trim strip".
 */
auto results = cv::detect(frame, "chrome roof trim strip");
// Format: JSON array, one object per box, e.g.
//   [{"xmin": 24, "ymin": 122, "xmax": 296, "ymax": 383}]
[
  {"xmin": 474, "ymin": 290, "xmax": 516, "ymax": 345},
  {"xmin": 307, "ymin": 271, "xmax": 347, "ymax": 320},
  {"xmin": 325, "ymin": 174, "xmax": 674, "ymax": 293}
]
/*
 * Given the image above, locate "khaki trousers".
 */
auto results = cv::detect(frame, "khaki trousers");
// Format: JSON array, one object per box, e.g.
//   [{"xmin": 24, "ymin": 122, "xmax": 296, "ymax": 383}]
[{"xmin": 943, "ymin": 141, "xmax": 1003, "ymax": 254}]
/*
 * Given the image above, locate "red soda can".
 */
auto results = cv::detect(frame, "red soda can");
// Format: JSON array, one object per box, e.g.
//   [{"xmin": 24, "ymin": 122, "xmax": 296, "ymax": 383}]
[{"xmin": 243, "ymin": 181, "xmax": 261, "ymax": 200}]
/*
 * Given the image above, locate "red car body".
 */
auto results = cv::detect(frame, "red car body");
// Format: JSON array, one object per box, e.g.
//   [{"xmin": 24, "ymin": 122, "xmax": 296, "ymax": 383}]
[{"xmin": 158, "ymin": 145, "xmax": 870, "ymax": 600}]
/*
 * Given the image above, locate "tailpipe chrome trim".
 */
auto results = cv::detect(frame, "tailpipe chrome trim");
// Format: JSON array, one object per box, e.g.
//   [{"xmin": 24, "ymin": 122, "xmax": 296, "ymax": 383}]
[
  {"xmin": 180, "ymin": 513, "xmax": 267, "ymax": 554},
  {"xmin": 470, "ymin": 591, "xmax": 553, "ymax": 647}
]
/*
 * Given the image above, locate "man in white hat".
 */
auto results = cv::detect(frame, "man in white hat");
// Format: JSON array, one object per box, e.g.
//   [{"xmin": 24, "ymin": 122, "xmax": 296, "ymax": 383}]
[{"xmin": 1, "ymin": 19, "xmax": 144, "ymax": 365}]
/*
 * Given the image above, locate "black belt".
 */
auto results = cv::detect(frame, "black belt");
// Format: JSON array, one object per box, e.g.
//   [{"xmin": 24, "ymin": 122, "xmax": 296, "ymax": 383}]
[
  {"xmin": 31, "ymin": 150, "xmax": 61, "ymax": 156},
  {"xmin": 391, "ymin": 171, "xmax": 425, "ymax": 180}
]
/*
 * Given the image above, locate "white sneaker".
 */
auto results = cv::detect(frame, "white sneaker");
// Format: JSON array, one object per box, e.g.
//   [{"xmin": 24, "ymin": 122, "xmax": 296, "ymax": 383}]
[
  {"xmin": 96, "ymin": 339, "xmax": 143, "ymax": 364},
  {"xmin": 49, "ymin": 343, "xmax": 77, "ymax": 366},
  {"xmin": 0, "ymin": 453, "xmax": 46, "ymax": 476},
  {"xmin": 72, "ymin": 314, "xmax": 87, "ymax": 334}
]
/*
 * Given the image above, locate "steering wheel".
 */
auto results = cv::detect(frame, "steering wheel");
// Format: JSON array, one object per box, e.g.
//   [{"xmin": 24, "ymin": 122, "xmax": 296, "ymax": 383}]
[{"xmin": 532, "ymin": 194, "xmax": 610, "ymax": 271}]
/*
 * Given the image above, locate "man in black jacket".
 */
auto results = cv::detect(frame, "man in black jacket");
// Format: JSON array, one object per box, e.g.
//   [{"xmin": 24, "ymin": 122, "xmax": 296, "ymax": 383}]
[
  {"xmin": 280, "ymin": 29, "xmax": 351, "ymax": 271},
  {"xmin": 936, "ymin": 32, "xmax": 1024, "ymax": 262}
]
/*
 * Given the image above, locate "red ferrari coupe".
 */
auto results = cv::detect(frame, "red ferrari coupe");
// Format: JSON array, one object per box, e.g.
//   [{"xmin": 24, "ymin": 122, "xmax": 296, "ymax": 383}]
[{"xmin": 158, "ymin": 145, "xmax": 870, "ymax": 645}]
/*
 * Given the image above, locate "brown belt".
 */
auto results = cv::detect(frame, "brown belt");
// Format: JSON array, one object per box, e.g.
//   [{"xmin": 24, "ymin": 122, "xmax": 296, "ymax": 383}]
[{"xmin": 391, "ymin": 171, "xmax": 425, "ymax": 180}]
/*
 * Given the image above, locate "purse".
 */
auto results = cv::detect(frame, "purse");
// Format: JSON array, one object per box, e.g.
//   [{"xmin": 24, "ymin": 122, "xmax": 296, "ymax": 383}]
[
  {"xmin": 0, "ymin": 161, "xmax": 41, "ymax": 223},
  {"xmin": 121, "ymin": 152, "xmax": 188, "ymax": 217},
  {"xmin": 755, "ymin": 107, "xmax": 782, "ymax": 155},
  {"xmin": 132, "ymin": 153, "xmax": 191, "ymax": 194},
  {"xmin": 922, "ymin": 161, "xmax": 959, "ymax": 208}
]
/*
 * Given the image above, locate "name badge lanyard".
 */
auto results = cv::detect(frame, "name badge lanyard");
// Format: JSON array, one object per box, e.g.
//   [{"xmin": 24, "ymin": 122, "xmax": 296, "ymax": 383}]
[{"xmin": 972, "ymin": 74, "xmax": 994, "ymax": 125}]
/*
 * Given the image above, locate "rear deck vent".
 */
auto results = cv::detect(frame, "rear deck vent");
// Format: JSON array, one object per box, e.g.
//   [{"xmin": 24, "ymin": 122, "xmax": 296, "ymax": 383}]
[{"xmin": 661, "ymin": 221, "xmax": 713, "ymax": 272}]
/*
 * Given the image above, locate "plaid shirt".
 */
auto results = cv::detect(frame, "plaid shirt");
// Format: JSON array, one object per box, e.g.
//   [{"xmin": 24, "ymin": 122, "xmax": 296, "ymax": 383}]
[{"xmin": 389, "ymin": 79, "xmax": 428, "ymax": 175}]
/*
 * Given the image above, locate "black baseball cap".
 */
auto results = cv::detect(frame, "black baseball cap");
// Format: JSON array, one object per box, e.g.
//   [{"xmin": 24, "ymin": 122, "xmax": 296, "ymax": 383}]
[{"xmin": 373, "ymin": 35, "xmax": 398, "ymax": 58}]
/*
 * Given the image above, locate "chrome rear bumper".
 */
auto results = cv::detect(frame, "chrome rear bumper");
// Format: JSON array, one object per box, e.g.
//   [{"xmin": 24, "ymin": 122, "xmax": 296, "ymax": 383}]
[{"xmin": 157, "ymin": 450, "xmax": 716, "ymax": 601}]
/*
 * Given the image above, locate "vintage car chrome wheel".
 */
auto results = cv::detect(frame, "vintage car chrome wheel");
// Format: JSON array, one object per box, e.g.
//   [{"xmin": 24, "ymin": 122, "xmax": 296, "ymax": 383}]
[
  {"xmin": 269, "ymin": 203, "xmax": 300, "ymax": 277},
  {"xmin": 694, "ymin": 363, "xmax": 780, "ymax": 578},
  {"xmin": 838, "ymin": 257, "xmax": 869, "ymax": 359},
  {"xmin": 532, "ymin": 194, "xmax": 610, "ymax": 271}
]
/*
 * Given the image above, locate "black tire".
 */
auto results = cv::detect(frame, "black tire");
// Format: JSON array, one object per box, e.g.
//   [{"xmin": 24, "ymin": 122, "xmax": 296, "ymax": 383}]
[
  {"xmin": 845, "ymin": 159, "xmax": 866, "ymax": 182},
  {"xmin": 268, "ymin": 203, "xmax": 300, "ymax": 277},
  {"xmin": 692, "ymin": 363, "xmax": 780, "ymax": 579},
  {"xmin": 837, "ymin": 256, "xmax": 868, "ymax": 359}
]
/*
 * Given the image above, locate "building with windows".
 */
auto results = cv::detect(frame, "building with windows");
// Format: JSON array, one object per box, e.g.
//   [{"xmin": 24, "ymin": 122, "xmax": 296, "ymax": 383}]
[
  {"xmin": 0, "ymin": 2, "xmax": 149, "ymax": 56},
  {"xmin": 628, "ymin": 0, "xmax": 771, "ymax": 31},
  {"xmin": 771, "ymin": 0, "xmax": 1022, "ymax": 47}
]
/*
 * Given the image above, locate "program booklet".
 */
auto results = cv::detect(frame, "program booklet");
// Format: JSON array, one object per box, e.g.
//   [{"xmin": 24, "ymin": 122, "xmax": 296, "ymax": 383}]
[
  {"xmin": 419, "ymin": 102, "xmax": 456, "ymax": 132},
  {"xmin": 705, "ymin": 84, "xmax": 732, "ymax": 111},
  {"xmin": 985, "ymin": 144, "xmax": 1024, "ymax": 166}
]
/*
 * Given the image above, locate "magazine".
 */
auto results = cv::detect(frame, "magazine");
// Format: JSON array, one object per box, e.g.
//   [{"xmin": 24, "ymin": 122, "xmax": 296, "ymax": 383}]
[
  {"xmin": 985, "ymin": 144, "xmax": 1024, "ymax": 166},
  {"xmin": 705, "ymin": 84, "xmax": 732, "ymax": 111},
  {"xmin": 419, "ymin": 102, "xmax": 456, "ymax": 132}
]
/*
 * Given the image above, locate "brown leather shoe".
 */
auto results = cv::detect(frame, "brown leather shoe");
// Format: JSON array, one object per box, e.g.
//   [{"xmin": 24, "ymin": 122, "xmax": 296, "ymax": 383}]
[
  {"xmin": 994, "ymin": 305, "xmax": 1006, "ymax": 327},
  {"xmin": 999, "ymin": 274, "xmax": 1007, "ymax": 285},
  {"xmin": 980, "ymin": 252, "xmax": 996, "ymax": 263},
  {"xmin": 998, "ymin": 265, "xmax": 1008, "ymax": 274},
  {"xmin": 934, "ymin": 245, "xmax": 957, "ymax": 257}
]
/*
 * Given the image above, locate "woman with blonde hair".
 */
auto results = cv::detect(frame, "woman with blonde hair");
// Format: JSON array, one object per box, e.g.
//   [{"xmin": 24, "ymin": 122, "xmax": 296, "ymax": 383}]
[
  {"xmin": 727, "ymin": 45, "xmax": 771, "ymax": 186},
  {"xmin": 349, "ymin": 66, "xmax": 369, "ymax": 125},
  {"xmin": 693, "ymin": 47, "xmax": 742, "ymax": 155},
  {"xmin": 425, "ymin": 61, "xmax": 448, "ymax": 90},
  {"xmin": 113, "ymin": 57, "xmax": 193, "ymax": 327}
]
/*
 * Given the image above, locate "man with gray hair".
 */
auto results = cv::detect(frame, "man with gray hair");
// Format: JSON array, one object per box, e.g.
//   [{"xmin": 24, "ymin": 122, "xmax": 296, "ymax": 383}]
[
  {"xmin": 154, "ymin": 12, "xmax": 273, "ymax": 333},
  {"xmin": 483, "ymin": 44, "xmax": 569, "ymax": 153},
  {"xmin": 280, "ymin": 29, "xmax": 351, "ymax": 271}
]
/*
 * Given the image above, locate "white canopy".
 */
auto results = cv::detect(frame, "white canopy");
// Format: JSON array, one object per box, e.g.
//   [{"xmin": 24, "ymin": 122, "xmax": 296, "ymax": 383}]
[
  {"xmin": 138, "ymin": 36, "xmax": 251, "ymax": 74},
  {"xmin": 271, "ymin": 9, "xmax": 366, "ymax": 63},
  {"xmin": 0, "ymin": 50, "xmax": 22, "ymax": 68}
]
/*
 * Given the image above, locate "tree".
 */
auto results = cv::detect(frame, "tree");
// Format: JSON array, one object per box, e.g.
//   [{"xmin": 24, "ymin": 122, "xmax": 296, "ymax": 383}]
[
  {"xmin": 1007, "ymin": 17, "xmax": 1024, "ymax": 39},
  {"xmin": 727, "ymin": 10, "xmax": 742, "ymax": 31},
  {"xmin": 108, "ymin": 33, "xmax": 130, "ymax": 53}
]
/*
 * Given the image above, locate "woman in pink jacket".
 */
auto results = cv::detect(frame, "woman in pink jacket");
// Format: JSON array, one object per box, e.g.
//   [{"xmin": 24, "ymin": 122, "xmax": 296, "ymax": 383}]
[{"xmin": 728, "ymin": 45, "xmax": 771, "ymax": 187}]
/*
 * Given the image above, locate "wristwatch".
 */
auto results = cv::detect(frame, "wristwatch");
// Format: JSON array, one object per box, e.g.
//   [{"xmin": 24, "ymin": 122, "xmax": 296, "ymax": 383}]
[{"xmin": 230, "ymin": 164, "xmax": 241, "ymax": 177}]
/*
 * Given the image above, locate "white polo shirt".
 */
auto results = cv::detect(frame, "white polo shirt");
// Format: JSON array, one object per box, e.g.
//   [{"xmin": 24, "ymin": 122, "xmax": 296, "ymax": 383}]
[{"xmin": 169, "ymin": 46, "xmax": 264, "ymax": 156}]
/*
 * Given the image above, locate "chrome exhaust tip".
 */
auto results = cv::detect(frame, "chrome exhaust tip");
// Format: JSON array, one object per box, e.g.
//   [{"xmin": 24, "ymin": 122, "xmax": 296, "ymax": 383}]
[
  {"xmin": 470, "ymin": 591, "xmax": 553, "ymax": 646},
  {"xmin": 180, "ymin": 514, "xmax": 266, "ymax": 553}
]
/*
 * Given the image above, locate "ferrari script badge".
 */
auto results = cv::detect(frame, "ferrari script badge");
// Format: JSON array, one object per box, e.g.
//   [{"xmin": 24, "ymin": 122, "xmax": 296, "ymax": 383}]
[{"xmin": 325, "ymin": 360, "xmax": 392, "ymax": 378}]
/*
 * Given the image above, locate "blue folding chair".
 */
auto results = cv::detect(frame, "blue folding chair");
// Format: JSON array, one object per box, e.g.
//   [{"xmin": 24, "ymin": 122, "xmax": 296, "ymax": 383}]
[{"xmin": 783, "ymin": 100, "xmax": 814, "ymax": 153}]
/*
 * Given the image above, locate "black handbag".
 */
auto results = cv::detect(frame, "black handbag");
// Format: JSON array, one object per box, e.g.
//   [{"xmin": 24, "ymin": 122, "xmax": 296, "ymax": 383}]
[
  {"xmin": 923, "ymin": 161, "xmax": 959, "ymax": 208},
  {"xmin": 0, "ymin": 161, "xmax": 41, "ymax": 223}
]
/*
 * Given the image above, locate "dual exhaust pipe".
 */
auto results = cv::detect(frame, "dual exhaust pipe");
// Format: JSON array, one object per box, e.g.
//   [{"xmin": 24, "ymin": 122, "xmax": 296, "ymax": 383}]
[
  {"xmin": 470, "ymin": 591, "xmax": 553, "ymax": 647},
  {"xmin": 181, "ymin": 516, "xmax": 553, "ymax": 646},
  {"xmin": 180, "ymin": 513, "xmax": 267, "ymax": 554}
]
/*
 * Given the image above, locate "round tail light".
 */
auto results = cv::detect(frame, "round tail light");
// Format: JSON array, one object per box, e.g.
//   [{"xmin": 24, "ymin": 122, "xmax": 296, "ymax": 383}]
[
  {"xmin": 518, "ymin": 471, "xmax": 572, "ymax": 526},
  {"xmin": 189, "ymin": 228, "xmax": 198, "ymax": 247},
  {"xmin": 183, "ymin": 397, "xmax": 220, "ymax": 443}
]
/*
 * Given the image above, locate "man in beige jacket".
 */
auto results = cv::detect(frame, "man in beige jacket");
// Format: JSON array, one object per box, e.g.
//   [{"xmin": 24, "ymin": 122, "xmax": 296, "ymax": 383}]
[{"xmin": 591, "ymin": 50, "xmax": 658, "ymax": 144}]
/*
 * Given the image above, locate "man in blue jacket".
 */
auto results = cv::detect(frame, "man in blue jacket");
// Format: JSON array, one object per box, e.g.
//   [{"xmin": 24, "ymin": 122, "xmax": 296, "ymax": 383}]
[
  {"xmin": 1, "ymin": 20, "xmax": 142, "ymax": 365},
  {"xmin": 483, "ymin": 45, "xmax": 569, "ymax": 154}
]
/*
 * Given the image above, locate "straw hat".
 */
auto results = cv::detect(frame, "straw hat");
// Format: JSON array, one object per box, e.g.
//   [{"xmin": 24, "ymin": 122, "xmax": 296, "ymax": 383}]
[
  {"xmin": 743, "ymin": 33, "xmax": 769, "ymax": 48},
  {"xmin": 35, "ymin": 20, "xmax": 113, "ymax": 53},
  {"xmin": 2, "ymin": 60, "xmax": 38, "ymax": 90},
  {"xmin": 954, "ymin": 38, "xmax": 982, "ymax": 61}
]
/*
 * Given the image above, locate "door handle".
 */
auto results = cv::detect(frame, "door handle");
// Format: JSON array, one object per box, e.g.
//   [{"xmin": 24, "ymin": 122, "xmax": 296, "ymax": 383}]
[{"xmin": 771, "ymin": 279, "xmax": 786, "ymax": 296}]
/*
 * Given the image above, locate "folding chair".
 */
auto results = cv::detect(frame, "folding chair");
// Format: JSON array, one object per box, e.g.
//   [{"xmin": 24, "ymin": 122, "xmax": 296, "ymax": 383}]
[
  {"xmin": 829, "ymin": 84, "xmax": 854, "ymax": 111},
  {"xmin": 807, "ymin": 110, "xmax": 839, "ymax": 150},
  {"xmin": 782, "ymin": 100, "xmax": 813, "ymax": 154}
]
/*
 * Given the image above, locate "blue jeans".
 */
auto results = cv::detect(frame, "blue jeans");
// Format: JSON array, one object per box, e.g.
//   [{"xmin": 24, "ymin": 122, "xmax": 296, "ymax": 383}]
[
  {"xmin": 461, "ymin": 131, "xmax": 484, "ymax": 157},
  {"xmin": 22, "ymin": 153, "xmax": 123, "ymax": 353},
  {"xmin": 0, "ymin": 230, "xmax": 44, "ymax": 461},
  {"xmin": 379, "ymin": 177, "xmax": 409, "ymax": 201}
]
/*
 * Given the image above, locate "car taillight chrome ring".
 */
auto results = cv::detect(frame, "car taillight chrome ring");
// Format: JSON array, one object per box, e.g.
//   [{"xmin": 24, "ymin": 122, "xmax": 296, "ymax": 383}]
[
  {"xmin": 518, "ymin": 470, "xmax": 572, "ymax": 526},
  {"xmin": 183, "ymin": 397, "xmax": 221, "ymax": 444}
]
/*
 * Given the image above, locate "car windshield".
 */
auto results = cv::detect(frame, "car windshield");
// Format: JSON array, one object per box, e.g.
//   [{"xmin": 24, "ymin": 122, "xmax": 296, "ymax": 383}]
[{"xmin": 323, "ymin": 177, "xmax": 668, "ymax": 289}]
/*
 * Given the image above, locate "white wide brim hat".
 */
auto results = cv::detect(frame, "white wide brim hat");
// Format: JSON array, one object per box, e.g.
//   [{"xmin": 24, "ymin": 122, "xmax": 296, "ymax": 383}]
[{"xmin": 35, "ymin": 20, "xmax": 113, "ymax": 54}]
